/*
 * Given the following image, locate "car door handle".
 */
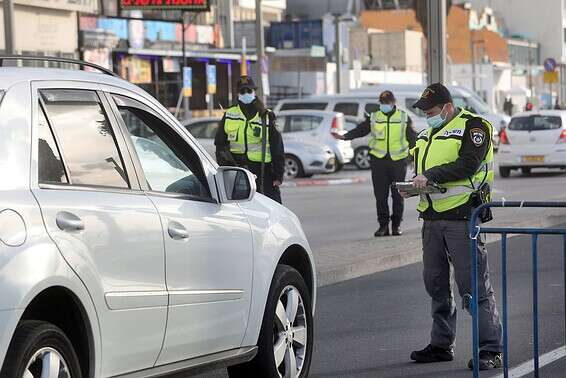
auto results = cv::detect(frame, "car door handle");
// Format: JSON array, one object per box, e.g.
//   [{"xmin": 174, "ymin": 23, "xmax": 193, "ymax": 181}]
[
  {"xmin": 56, "ymin": 211, "xmax": 84, "ymax": 232},
  {"xmin": 168, "ymin": 221, "xmax": 189, "ymax": 240}
]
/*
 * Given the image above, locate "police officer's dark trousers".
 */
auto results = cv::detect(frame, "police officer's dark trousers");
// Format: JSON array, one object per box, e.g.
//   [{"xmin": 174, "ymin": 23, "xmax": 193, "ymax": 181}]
[
  {"xmin": 248, "ymin": 162, "xmax": 282, "ymax": 204},
  {"xmin": 370, "ymin": 155, "xmax": 407, "ymax": 227},
  {"xmin": 422, "ymin": 219, "xmax": 503, "ymax": 352}
]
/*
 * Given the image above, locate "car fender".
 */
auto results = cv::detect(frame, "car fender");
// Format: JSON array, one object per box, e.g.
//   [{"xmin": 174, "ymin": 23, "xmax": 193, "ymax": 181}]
[
  {"xmin": 0, "ymin": 225, "xmax": 101, "ymax": 376},
  {"xmin": 237, "ymin": 195, "xmax": 316, "ymax": 346}
]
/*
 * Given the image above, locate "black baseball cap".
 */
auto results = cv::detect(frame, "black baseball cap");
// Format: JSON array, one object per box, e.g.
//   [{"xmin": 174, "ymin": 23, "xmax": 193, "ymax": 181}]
[
  {"xmin": 237, "ymin": 75, "xmax": 257, "ymax": 90},
  {"xmin": 379, "ymin": 90, "xmax": 395, "ymax": 103},
  {"xmin": 412, "ymin": 83, "xmax": 453, "ymax": 111}
]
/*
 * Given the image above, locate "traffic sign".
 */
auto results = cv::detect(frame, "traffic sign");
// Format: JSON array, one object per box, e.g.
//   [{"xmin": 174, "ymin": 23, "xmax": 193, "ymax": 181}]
[
  {"xmin": 544, "ymin": 58, "xmax": 557, "ymax": 72},
  {"xmin": 544, "ymin": 71, "xmax": 559, "ymax": 84},
  {"xmin": 183, "ymin": 67, "xmax": 192, "ymax": 97},
  {"xmin": 207, "ymin": 64, "xmax": 216, "ymax": 94}
]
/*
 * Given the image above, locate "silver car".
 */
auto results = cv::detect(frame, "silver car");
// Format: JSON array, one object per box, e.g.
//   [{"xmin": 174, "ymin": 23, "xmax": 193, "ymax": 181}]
[
  {"xmin": 184, "ymin": 117, "xmax": 336, "ymax": 179},
  {"xmin": 0, "ymin": 59, "xmax": 316, "ymax": 378},
  {"xmin": 276, "ymin": 110, "xmax": 354, "ymax": 171}
]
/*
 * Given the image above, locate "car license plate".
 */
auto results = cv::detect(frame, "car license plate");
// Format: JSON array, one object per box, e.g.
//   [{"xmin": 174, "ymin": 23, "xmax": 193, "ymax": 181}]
[{"xmin": 522, "ymin": 156, "xmax": 545, "ymax": 163}]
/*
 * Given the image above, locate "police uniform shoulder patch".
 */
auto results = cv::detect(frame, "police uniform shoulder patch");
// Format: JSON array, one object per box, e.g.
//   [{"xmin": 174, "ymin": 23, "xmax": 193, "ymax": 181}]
[{"xmin": 470, "ymin": 128, "xmax": 486, "ymax": 147}]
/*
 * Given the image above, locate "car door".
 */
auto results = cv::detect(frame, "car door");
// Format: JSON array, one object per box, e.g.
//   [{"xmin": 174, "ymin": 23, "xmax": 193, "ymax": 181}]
[
  {"xmin": 30, "ymin": 84, "xmax": 167, "ymax": 376},
  {"xmin": 106, "ymin": 93, "xmax": 254, "ymax": 365}
]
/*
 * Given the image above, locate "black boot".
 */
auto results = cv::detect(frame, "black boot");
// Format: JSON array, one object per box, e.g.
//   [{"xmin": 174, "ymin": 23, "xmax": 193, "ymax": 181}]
[
  {"xmin": 410, "ymin": 344, "xmax": 454, "ymax": 363},
  {"xmin": 392, "ymin": 224, "xmax": 403, "ymax": 236},
  {"xmin": 374, "ymin": 224, "xmax": 390, "ymax": 237}
]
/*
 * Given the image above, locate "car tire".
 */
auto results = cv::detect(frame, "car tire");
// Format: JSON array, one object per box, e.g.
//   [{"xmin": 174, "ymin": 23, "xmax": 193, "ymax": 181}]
[
  {"xmin": 521, "ymin": 167, "xmax": 531, "ymax": 175},
  {"xmin": 354, "ymin": 147, "xmax": 371, "ymax": 170},
  {"xmin": 284, "ymin": 155, "xmax": 304, "ymax": 179},
  {"xmin": 334, "ymin": 161, "xmax": 344, "ymax": 173},
  {"xmin": 499, "ymin": 167, "xmax": 511, "ymax": 178},
  {"xmin": 0, "ymin": 320, "xmax": 82, "ymax": 378},
  {"xmin": 227, "ymin": 265, "xmax": 313, "ymax": 378}
]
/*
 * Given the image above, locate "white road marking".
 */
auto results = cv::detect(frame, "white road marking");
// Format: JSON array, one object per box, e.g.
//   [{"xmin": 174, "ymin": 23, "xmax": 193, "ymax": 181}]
[{"xmin": 492, "ymin": 345, "xmax": 566, "ymax": 378}]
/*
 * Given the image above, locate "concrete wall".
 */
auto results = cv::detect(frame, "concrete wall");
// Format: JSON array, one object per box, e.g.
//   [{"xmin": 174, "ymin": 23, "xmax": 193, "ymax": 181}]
[
  {"xmin": 0, "ymin": 4, "xmax": 78, "ymax": 53},
  {"xmin": 368, "ymin": 30, "xmax": 424, "ymax": 71}
]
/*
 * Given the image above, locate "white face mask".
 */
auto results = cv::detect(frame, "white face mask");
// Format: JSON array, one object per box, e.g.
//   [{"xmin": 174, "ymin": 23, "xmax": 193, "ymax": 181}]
[
  {"xmin": 426, "ymin": 104, "xmax": 448, "ymax": 129},
  {"xmin": 238, "ymin": 92, "xmax": 256, "ymax": 104}
]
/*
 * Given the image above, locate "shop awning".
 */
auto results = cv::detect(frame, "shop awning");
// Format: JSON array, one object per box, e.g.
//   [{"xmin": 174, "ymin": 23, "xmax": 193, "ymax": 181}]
[{"xmin": 126, "ymin": 48, "xmax": 257, "ymax": 61}]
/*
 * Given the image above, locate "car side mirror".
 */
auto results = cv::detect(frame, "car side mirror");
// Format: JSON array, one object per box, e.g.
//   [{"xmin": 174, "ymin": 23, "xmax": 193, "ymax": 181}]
[{"xmin": 215, "ymin": 166, "xmax": 256, "ymax": 203}]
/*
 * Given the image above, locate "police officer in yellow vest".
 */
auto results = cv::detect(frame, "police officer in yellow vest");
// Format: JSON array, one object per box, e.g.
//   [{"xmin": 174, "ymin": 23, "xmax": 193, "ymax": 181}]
[
  {"xmin": 399, "ymin": 83, "xmax": 503, "ymax": 370},
  {"xmin": 336, "ymin": 90, "xmax": 416, "ymax": 237},
  {"xmin": 214, "ymin": 76, "xmax": 285, "ymax": 203}
]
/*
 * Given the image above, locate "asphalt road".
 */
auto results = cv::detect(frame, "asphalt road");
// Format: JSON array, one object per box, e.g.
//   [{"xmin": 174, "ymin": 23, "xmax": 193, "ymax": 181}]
[
  {"xmin": 198, "ymin": 230, "xmax": 566, "ymax": 378},
  {"xmin": 282, "ymin": 166, "xmax": 566, "ymax": 253}
]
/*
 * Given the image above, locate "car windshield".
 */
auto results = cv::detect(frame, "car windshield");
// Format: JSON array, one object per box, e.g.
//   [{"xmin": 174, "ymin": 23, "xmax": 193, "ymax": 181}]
[{"xmin": 508, "ymin": 115, "xmax": 562, "ymax": 131}]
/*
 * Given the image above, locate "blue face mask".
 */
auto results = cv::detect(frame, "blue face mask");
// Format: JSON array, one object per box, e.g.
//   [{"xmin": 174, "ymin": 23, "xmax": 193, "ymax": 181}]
[
  {"xmin": 426, "ymin": 105, "xmax": 447, "ymax": 129},
  {"xmin": 380, "ymin": 104, "xmax": 394, "ymax": 113},
  {"xmin": 238, "ymin": 92, "xmax": 256, "ymax": 104}
]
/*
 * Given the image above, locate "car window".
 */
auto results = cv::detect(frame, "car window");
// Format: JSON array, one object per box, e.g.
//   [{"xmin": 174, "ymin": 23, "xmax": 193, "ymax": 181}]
[
  {"xmin": 280, "ymin": 102, "xmax": 327, "ymax": 111},
  {"xmin": 189, "ymin": 121, "xmax": 219, "ymax": 139},
  {"xmin": 38, "ymin": 103, "xmax": 68, "ymax": 184},
  {"xmin": 405, "ymin": 98, "xmax": 426, "ymax": 118},
  {"xmin": 114, "ymin": 96, "xmax": 210, "ymax": 199},
  {"xmin": 344, "ymin": 120, "xmax": 358, "ymax": 131},
  {"xmin": 509, "ymin": 115, "xmax": 562, "ymax": 131},
  {"xmin": 364, "ymin": 103, "xmax": 379, "ymax": 116},
  {"xmin": 284, "ymin": 115, "xmax": 323, "ymax": 133},
  {"xmin": 333, "ymin": 102, "xmax": 359, "ymax": 117},
  {"xmin": 40, "ymin": 89, "xmax": 129, "ymax": 188},
  {"xmin": 453, "ymin": 96, "xmax": 477, "ymax": 113}
]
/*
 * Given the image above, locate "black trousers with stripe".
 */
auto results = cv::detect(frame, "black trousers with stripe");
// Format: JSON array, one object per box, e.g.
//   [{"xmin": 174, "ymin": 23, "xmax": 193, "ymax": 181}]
[{"xmin": 370, "ymin": 155, "xmax": 408, "ymax": 227}]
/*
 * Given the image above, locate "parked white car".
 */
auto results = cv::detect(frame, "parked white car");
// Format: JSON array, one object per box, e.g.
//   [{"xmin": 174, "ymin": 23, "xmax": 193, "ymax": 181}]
[
  {"xmin": 498, "ymin": 110, "xmax": 566, "ymax": 177},
  {"xmin": 274, "ymin": 85, "xmax": 507, "ymax": 148},
  {"xmin": 276, "ymin": 110, "xmax": 354, "ymax": 171},
  {"xmin": 184, "ymin": 117, "xmax": 336, "ymax": 178},
  {"xmin": 0, "ymin": 59, "xmax": 316, "ymax": 378}
]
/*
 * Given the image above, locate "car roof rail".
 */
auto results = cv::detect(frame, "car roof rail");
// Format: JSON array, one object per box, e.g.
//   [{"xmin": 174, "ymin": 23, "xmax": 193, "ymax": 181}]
[{"xmin": 0, "ymin": 55, "xmax": 119, "ymax": 78}]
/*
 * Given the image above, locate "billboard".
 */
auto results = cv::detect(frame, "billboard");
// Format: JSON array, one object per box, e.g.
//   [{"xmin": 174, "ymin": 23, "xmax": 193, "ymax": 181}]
[{"xmin": 120, "ymin": 0, "xmax": 210, "ymax": 11}]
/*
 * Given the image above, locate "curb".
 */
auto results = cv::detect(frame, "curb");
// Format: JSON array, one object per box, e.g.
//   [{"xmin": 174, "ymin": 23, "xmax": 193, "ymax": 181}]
[
  {"xmin": 316, "ymin": 211, "xmax": 566, "ymax": 287},
  {"xmin": 282, "ymin": 176, "xmax": 367, "ymax": 188}
]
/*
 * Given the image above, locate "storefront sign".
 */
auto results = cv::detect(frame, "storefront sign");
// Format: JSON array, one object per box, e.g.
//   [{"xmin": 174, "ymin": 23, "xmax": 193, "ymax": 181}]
[
  {"xmin": 145, "ymin": 21, "xmax": 177, "ymax": 42},
  {"xmin": 206, "ymin": 64, "xmax": 216, "ymax": 94},
  {"xmin": 163, "ymin": 57, "xmax": 180, "ymax": 73},
  {"xmin": 183, "ymin": 67, "xmax": 192, "ymax": 97},
  {"xmin": 128, "ymin": 20, "xmax": 145, "ymax": 49},
  {"xmin": 119, "ymin": 0, "xmax": 210, "ymax": 11},
  {"xmin": 120, "ymin": 56, "xmax": 152, "ymax": 84}
]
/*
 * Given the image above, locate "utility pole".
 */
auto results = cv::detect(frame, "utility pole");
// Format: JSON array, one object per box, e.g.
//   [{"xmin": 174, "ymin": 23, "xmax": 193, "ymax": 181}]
[
  {"xmin": 426, "ymin": 0, "xmax": 447, "ymax": 84},
  {"xmin": 470, "ymin": 34, "xmax": 476, "ymax": 92},
  {"xmin": 335, "ymin": 15, "xmax": 342, "ymax": 94},
  {"xmin": 4, "ymin": 0, "xmax": 15, "ymax": 55},
  {"xmin": 255, "ymin": 0, "xmax": 266, "ymax": 103}
]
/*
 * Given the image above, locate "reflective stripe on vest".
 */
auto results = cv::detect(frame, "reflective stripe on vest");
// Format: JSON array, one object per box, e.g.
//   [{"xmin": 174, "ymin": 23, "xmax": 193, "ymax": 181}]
[
  {"xmin": 223, "ymin": 105, "xmax": 272, "ymax": 163},
  {"xmin": 368, "ymin": 109, "xmax": 409, "ymax": 161},
  {"xmin": 411, "ymin": 109, "xmax": 494, "ymax": 214}
]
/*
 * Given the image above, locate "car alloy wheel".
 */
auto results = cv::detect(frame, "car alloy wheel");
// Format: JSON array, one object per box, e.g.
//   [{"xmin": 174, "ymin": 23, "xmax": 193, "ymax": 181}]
[
  {"xmin": 354, "ymin": 148, "xmax": 371, "ymax": 170},
  {"xmin": 23, "ymin": 347, "xmax": 71, "ymax": 378},
  {"xmin": 285, "ymin": 156, "xmax": 301, "ymax": 179},
  {"xmin": 273, "ymin": 285, "xmax": 307, "ymax": 378}
]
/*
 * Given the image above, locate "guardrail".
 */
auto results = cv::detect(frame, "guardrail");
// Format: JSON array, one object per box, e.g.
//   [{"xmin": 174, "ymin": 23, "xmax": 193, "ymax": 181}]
[{"xmin": 469, "ymin": 201, "xmax": 566, "ymax": 378}]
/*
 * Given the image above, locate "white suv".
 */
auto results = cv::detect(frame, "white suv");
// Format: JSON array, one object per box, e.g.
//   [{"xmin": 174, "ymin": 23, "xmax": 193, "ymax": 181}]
[{"xmin": 0, "ymin": 58, "xmax": 316, "ymax": 378}]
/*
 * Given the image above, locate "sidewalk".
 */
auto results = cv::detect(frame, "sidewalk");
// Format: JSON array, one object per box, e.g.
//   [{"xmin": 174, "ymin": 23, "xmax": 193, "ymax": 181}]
[{"xmin": 315, "ymin": 208, "xmax": 566, "ymax": 287}]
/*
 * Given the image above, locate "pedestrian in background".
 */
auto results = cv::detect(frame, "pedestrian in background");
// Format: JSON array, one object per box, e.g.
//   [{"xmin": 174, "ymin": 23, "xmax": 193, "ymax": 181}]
[
  {"xmin": 400, "ymin": 83, "xmax": 503, "ymax": 370},
  {"xmin": 215, "ymin": 76, "xmax": 285, "ymax": 203},
  {"xmin": 335, "ymin": 90, "xmax": 416, "ymax": 236}
]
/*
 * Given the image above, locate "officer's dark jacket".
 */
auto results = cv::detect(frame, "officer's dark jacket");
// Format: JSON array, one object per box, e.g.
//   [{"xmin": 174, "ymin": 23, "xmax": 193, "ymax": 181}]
[
  {"xmin": 419, "ymin": 110, "xmax": 491, "ymax": 220},
  {"xmin": 343, "ymin": 106, "xmax": 417, "ymax": 154},
  {"xmin": 214, "ymin": 99, "xmax": 285, "ymax": 183}
]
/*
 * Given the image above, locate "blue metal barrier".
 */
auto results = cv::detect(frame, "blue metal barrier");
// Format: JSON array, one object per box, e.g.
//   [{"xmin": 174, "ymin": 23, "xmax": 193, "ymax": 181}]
[{"xmin": 469, "ymin": 201, "xmax": 566, "ymax": 378}]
